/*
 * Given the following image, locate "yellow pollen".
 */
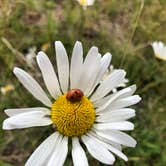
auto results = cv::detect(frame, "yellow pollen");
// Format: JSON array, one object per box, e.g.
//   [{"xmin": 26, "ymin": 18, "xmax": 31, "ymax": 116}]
[{"xmin": 51, "ymin": 94, "xmax": 95, "ymax": 137}]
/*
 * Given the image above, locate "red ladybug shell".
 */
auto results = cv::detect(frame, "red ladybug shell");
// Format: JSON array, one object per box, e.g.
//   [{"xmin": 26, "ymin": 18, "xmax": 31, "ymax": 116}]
[{"xmin": 66, "ymin": 89, "xmax": 84, "ymax": 102}]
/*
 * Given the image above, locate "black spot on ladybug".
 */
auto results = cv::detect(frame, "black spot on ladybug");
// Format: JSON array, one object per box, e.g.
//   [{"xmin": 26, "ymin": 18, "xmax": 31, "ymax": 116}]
[{"xmin": 66, "ymin": 89, "xmax": 84, "ymax": 102}]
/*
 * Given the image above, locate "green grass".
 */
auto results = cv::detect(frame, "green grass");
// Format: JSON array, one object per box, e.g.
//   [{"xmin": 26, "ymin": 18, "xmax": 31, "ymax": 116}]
[{"xmin": 0, "ymin": 0, "xmax": 166, "ymax": 165}]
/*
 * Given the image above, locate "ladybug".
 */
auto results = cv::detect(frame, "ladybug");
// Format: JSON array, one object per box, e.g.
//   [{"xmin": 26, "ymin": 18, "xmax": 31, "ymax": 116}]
[{"xmin": 66, "ymin": 89, "xmax": 84, "ymax": 102}]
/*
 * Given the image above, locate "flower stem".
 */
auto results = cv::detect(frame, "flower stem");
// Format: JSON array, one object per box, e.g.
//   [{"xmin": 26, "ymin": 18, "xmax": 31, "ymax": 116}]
[{"xmin": 120, "ymin": 0, "xmax": 145, "ymax": 67}]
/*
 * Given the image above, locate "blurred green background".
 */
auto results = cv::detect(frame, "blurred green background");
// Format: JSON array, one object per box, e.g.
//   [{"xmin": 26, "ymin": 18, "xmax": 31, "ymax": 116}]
[{"xmin": 0, "ymin": 0, "xmax": 166, "ymax": 165}]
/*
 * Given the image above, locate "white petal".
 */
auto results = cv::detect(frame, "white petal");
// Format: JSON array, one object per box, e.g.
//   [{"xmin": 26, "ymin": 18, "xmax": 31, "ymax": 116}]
[
  {"xmin": 47, "ymin": 135, "xmax": 68, "ymax": 166},
  {"xmin": 87, "ymin": 52, "xmax": 112, "ymax": 97},
  {"xmin": 98, "ymin": 53, "xmax": 112, "ymax": 80},
  {"xmin": 96, "ymin": 87, "xmax": 132, "ymax": 112},
  {"xmin": 77, "ymin": 46, "xmax": 100, "ymax": 95},
  {"xmin": 84, "ymin": 69, "xmax": 101, "ymax": 96},
  {"xmin": 90, "ymin": 70, "xmax": 126, "ymax": 102},
  {"xmin": 96, "ymin": 109, "xmax": 135, "ymax": 122},
  {"xmin": 25, "ymin": 132, "xmax": 59, "ymax": 166},
  {"xmin": 95, "ymin": 130, "xmax": 137, "ymax": 147},
  {"xmin": 4, "ymin": 107, "xmax": 50, "ymax": 117},
  {"xmin": 13, "ymin": 67, "xmax": 52, "ymax": 107},
  {"xmin": 3, "ymin": 111, "xmax": 52, "ymax": 130},
  {"xmin": 87, "ymin": 132, "xmax": 128, "ymax": 161},
  {"xmin": 70, "ymin": 41, "xmax": 83, "ymax": 89},
  {"xmin": 107, "ymin": 95, "xmax": 141, "ymax": 110},
  {"xmin": 37, "ymin": 51, "xmax": 62, "ymax": 99},
  {"xmin": 152, "ymin": 41, "xmax": 160, "ymax": 54},
  {"xmin": 105, "ymin": 142, "xmax": 128, "ymax": 161},
  {"xmin": 93, "ymin": 93, "xmax": 114, "ymax": 108},
  {"xmin": 98, "ymin": 53, "xmax": 102, "ymax": 59},
  {"xmin": 117, "ymin": 84, "xmax": 137, "ymax": 99},
  {"xmin": 72, "ymin": 137, "xmax": 88, "ymax": 166},
  {"xmin": 82, "ymin": 135, "xmax": 115, "ymax": 165},
  {"xmin": 94, "ymin": 121, "xmax": 134, "ymax": 131},
  {"xmin": 159, "ymin": 41, "xmax": 164, "ymax": 48},
  {"xmin": 83, "ymin": 48, "xmax": 101, "ymax": 96},
  {"xmin": 90, "ymin": 129, "xmax": 122, "ymax": 151},
  {"xmin": 93, "ymin": 85, "xmax": 136, "ymax": 108},
  {"xmin": 55, "ymin": 41, "xmax": 69, "ymax": 93},
  {"xmin": 152, "ymin": 41, "xmax": 166, "ymax": 60}
]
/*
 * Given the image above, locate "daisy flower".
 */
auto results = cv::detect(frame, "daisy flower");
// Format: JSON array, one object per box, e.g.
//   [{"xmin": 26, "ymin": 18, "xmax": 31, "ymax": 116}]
[
  {"xmin": 152, "ymin": 41, "xmax": 166, "ymax": 61},
  {"xmin": 3, "ymin": 41, "xmax": 141, "ymax": 166},
  {"xmin": 77, "ymin": 0, "xmax": 95, "ymax": 8},
  {"xmin": 25, "ymin": 46, "xmax": 37, "ymax": 67},
  {"xmin": 0, "ymin": 84, "xmax": 15, "ymax": 95}
]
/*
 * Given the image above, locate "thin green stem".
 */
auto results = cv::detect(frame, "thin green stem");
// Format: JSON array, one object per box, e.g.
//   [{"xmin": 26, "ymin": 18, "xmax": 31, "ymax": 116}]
[
  {"xmin": 133, "ymin": 42, "xmax": 151, "ymax": 53},
  {"xmin": 120, "ymin": 0, "xmax": 144, "ymax": 67},
  {"xmin": 1, "ymin": 37, "xmax": 35, "ymax": 71},
  {"xmin": 80, "ymin": 7, "xmax": 86, "ymax": 35}
]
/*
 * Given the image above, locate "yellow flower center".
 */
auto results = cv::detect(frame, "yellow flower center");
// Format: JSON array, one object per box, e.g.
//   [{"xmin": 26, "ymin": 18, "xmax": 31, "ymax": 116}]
[
  {"xmin": 79, "ymin": 0, "xmax": 87, "ymax": 5},
  {"xmin": 51, "ymin": 93, "xmax": 95, "ymax": 137}
]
